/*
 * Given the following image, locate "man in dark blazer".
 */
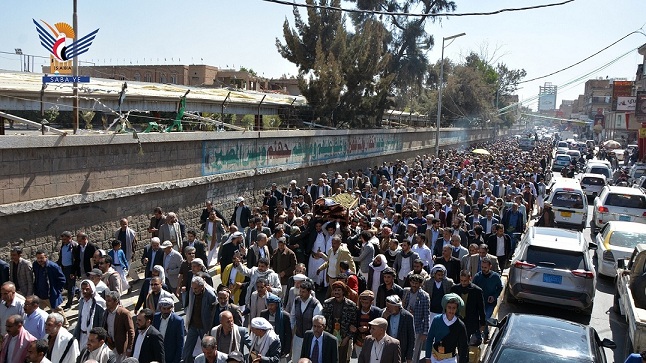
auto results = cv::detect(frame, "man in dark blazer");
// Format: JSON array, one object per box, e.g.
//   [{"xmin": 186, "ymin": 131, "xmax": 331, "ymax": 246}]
[
  {"xmin": 0, "ymin": 259, "xmax": 9, "ymax": 286},
  {"xmin": 300, "ymin": 315, "xmax": 339, "ymax": 363},
  {"xmin": 153, "ymin": 298, "xmax": 184, "ymax": 363},
  {"xmin": 230, "ymin": 197, "xmax": 252, "ymax": 229},
  {"xmin": 74, "ymin": 233, "xmax": 97, "ymax": 281},
  {"xmin": 182, "ymin": 230, "xmax": 208, "ymax": 262},
  {"xmin": 141, "ymin": 238, "xmax": 164, "ymax": 279},
  {"xmin": 486, "ymin": 224, "xmax": 512, "ymax": 270},
  {"xmin": 450, "ymin": 270, "xmax": 486, "ymax": 344},
  {"xmin": 384, "ymin": 295, "xmax": 414, "ymax": 363},
  {"xmin": 357, "ymin": 318, "xmax": 401, "ymax": 363},
  {"xmin": 133, "ymin": 309, "xmax": 165, "ymax": 363}
]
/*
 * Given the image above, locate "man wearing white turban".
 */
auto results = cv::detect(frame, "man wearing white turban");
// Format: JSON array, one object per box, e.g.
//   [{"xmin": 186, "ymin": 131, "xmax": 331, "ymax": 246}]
[
  {"xmin": 73, "ymin": 279, "xmax": 106, "ymax": 347},
  {"xmin": 249, "ymin": 317, "xmax": 281, "ymax": 363}
]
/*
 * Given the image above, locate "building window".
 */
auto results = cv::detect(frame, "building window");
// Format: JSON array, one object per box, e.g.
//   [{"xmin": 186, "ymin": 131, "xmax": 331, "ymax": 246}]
[
  {"xmin": 160, "ymin": 73, "xmax": 167, "ymax": 84},
  {"xmin": 170, "ymin": 74, "xmax": 177, "ymax": 84},
  {"xmin": 144, "ymin": 72, "xmax": 152, "ymax": 82},
  {"xmin": 134, "ymin": 72, "xmax": 141, "ymax": 81}
]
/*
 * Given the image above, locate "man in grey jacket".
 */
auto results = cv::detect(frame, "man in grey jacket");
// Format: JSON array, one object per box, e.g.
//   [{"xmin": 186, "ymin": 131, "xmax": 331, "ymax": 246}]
[
  {"xmin": 352, "ymin": 231, "xmax": 375, "ymax": 276},
  {"xmin": 183, "ymin": 276, "xmax": 217, "ymax": 363}
]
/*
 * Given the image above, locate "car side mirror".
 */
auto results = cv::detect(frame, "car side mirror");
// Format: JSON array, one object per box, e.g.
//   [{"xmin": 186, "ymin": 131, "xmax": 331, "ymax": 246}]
[
  {"xmin": 601, "ymin": 338, "xmax": 617, "ymax": 349},
  {"xmin": 617, "ymin": 259, "xmax": 626, "ymax": 269},
  {"xmin": 588, "ymin": 242, "xmax": 598, "ymax": 250},
  {"xmin": 486, "ymin": 318, "xmax": 499, "ymax": 328}
]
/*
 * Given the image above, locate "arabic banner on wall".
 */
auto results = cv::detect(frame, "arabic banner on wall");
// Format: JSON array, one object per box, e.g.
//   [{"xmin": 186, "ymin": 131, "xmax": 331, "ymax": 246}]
[{"xmin": 202, "ymin": 134, "xmax": 404, "ymax": 175}]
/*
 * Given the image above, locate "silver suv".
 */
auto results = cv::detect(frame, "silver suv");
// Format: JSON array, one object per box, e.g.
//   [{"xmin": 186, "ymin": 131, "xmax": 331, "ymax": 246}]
[
  {"xmin": 507, "ymin": 227, "xmax": 597, "ymax": 314},
  {"xmin": 591, "ymin": 186, "xmax": 646, "ymax": 231}
]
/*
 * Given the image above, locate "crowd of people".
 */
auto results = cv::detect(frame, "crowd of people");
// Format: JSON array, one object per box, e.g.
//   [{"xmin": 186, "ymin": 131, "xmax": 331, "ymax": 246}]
[{"xmin": 0, "ymin": 135, "xmax": 557, "ymax": 363}]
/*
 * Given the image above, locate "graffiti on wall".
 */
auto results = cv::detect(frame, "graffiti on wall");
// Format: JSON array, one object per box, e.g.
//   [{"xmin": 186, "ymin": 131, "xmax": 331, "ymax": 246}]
[{"xmin": 202, "ymin": 134, "xmax": 404, "ymax": 175}]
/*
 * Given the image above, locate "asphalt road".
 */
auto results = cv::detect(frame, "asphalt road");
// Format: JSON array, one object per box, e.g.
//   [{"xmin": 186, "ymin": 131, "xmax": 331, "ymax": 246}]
[{"xmin": 495, "ymin": 173, "xmax": 628, "ymax": 363}]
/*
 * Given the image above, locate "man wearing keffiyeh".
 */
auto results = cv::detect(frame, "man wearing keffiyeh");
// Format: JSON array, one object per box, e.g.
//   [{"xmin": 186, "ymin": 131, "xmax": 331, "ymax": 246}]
[
  {"xmin": 260, "ymin": 294, "xmax": 292, "ymax": 363},
  {"xmin": 72, "ymin": 280, "xmax": 106, "ymax": 348},
  {"xmin": 249, "ymin": 317, "xmax": 281, "ymax": 363}
]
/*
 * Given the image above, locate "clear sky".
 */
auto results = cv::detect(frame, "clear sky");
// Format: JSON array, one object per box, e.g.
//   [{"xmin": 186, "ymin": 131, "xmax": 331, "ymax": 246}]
[{"xmin": 1, "ymin": 0, "xmax": 645, "ymax": 111}]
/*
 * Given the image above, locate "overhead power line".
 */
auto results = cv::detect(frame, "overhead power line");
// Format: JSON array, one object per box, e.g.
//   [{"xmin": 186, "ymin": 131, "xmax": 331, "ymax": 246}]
[
  {"xmin": 518, "ymin": 29, "xmax": 646, "ymax": 84},
  {"xmin": 260, "ymin": 0, "xmax": 576, "ymax": 17}
]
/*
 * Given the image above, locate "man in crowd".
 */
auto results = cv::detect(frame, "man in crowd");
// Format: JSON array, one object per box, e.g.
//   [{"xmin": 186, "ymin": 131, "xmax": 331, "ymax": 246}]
[
  {"xmin": 357, "ymin": 318, "xmax": 401, "ymax": 363},
  {"xmin": 322, "ymin": 281, "xmax": 357, "ymax": 363},
  {"xmin": 9, "ymin": 246, "xmax": 33, "ymax": 297},
  {"xmin": 473, "ymin": 258, "xmax": 503, "ymax": 342},
  {"xmin": 0, "ymin": 282, "xmax": 25, "ymax": 336},
  {"xmin": 78, "ymin": 327, "xmax": 116, "ymax": 363},
  {"xmin": 290, "ymin": 280, "xmax": 323, "ymax": 363},
  {"xmin": 141, "ymin": 237, "xmax": 164, "ymax": 279},
  {"xmin": 23, "ymin": 296, "xmax": 48, "ymax": 340},
  {"xmin": 383, "ymin": 295, "xmax": 414, "ymax": 363},
  {"xmin": 300, "ymin": 315, "xmax": 339, "ymax": 363},
  {"xmin": 33, "ymin": 250, "xmax": 67, "ymax": 326},
  {"xmin": 57, "ymin": 231, "xmax": 78, "ymax": 310},
  {"xmin": 183, "ymin": 276, "xmax": 217, "ymax": 363},
  {"xmin": 1, "ymin": 314, "xmax": 36, "ymax": 363},
  {"xmin": 401, "ymin": 274, "xmax": 430, "ymax": 363},
  {"xmin": 45, "ymin": 313, "xmax": 79, "ymax": 363},
  {"xmin": 73, "ymin": 280, "xmax": 106, "ymax": 348},
  {"xmin": 450, "ymin": 270, "xmax": 486, "ymax": 345},
  {"xmin": 103, "ymin": 291, "xmax": 135, "ymax": 363},
  {"xmin": 132, "ymin": 309, "xmax": 165, "ymax": 363},
  {"xmin": 152, "ymin": 297, "xmax": 184, "ymax": 363}
]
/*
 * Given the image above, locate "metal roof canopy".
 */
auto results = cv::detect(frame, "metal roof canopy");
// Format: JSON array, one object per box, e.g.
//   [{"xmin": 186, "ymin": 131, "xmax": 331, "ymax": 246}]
[{"xmin": 0, "ymin": 71, "xmax": 307, "ymax": 115}]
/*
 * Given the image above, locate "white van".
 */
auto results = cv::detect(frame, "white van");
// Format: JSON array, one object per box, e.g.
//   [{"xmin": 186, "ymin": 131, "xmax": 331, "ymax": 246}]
[{"xmin": 546, "ymin": 180, "xmax": 588, "ymax": 231}]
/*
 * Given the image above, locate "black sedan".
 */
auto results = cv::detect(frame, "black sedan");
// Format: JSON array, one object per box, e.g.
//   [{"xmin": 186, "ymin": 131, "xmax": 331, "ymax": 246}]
[{"xmin": 482, "ymin": 313, "xmax": 616, "ymax": 363}]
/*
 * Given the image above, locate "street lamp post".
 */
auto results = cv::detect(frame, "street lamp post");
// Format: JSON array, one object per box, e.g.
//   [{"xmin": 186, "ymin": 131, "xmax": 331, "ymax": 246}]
[{"xmin": 435, "ymin": 32, "xmax": 466, "ymax": 157}]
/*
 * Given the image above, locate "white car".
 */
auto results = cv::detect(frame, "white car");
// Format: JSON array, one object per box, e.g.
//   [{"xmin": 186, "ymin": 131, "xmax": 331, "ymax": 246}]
[
  {"xmin": 585, "ymin": 162, "xmax": 612, "ymax": 181},
  {"xmin": 553, "ymin": 155, "xmax": 572, "ymax": 172},
  {"xmin": 595, "ymin": 221, "xmax": 646, "ymax": 277},
  {"xmin": 579, "ymin": 173, "xmax": 607, "ymax": 199},
  {"xmin": 592, "ymin": 186, "xmax": 646, "ymax": 231}
]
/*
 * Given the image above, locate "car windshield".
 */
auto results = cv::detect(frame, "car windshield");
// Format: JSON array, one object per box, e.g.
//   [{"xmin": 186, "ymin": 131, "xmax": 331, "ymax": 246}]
[
  {"xmin": 581, "ymin": 177, "xmax": 604, "ymax": 186},
  {"xmin": 556, "ymin": 156, "xmax": 570, "ymax": 161},
  {"xmin": 526, "ymin": 246, "xmax": 586, "ymax": 270},
  {"xmin": 605, "ymin": 193, "xmax": 646, "ymax": 208},
  {"xmin": 609, "ymin": 231, "xmax": 646, "ymax": 248},
  {"xmin": 495, "ymin": 348, "xmax": 590, "ymax": 363},
  {"xmin": 589, "ymin": 167, "xmax": 611, "ymax": 178},
  {"xmin": 634, "ymin": 170, "xmax": 646, "ymax": 179},
  {"xmin": 552, "ymin": 192, "xmax": 584, "ymax": 209}
]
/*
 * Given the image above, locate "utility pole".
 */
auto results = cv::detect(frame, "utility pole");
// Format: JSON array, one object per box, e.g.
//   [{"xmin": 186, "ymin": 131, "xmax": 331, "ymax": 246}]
[{"xmin": 72, "ymin": 0, "xmax": 79, "ymax": 134}]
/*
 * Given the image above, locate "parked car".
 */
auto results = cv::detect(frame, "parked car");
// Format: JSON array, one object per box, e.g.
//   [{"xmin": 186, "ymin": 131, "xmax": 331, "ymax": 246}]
[
  {"xmin": 595, "ymin": 221, "xmax": 646, "ymax": 277},
  {"xmin": 483, "ymin": 313, "xmax": 616, "ymax": 363},
  {"xmin": 507, "ymin": 227, "xmax": 597, "ymax": 314},
  {"xmin": 591, "ymin": 186, "xmax": 646, "ymax": 231},
  {"xmin": 579, "ymin": 173, "xmax": 607, "ymax": 200}
]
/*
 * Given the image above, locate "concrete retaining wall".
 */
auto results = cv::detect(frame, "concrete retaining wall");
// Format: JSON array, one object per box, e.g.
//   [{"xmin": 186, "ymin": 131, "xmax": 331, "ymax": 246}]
[{"xmin": 0, "ymin": 127, "xmax": 506, "ymax": 262}]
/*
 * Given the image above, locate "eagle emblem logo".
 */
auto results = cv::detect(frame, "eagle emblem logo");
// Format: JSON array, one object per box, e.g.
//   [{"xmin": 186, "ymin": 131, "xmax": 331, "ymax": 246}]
[{"xmin": 33, "ymin": 19, "xmax": 99, "ymax": 61}]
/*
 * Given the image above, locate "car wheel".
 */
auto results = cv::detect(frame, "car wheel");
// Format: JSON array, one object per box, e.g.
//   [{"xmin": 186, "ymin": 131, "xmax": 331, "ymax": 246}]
[
  {"xmin": 631, "ymin": 273, "xmax": 646, "ymax": 309},
  {"xmin": 505, "ymin": 284, "xmax": 517, "ymax": 304}
]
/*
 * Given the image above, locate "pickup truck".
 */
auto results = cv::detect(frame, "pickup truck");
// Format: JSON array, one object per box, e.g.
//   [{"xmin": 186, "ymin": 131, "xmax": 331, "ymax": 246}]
[{"xmin": 614, "ymin": 243, "xmax": 646, "ymax": 353}]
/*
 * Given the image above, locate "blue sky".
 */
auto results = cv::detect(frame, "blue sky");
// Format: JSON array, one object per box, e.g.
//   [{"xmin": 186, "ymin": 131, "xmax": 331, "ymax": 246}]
[{"xmin": 1, "ymin": 0, "xmax": 645, "ymax": 111}]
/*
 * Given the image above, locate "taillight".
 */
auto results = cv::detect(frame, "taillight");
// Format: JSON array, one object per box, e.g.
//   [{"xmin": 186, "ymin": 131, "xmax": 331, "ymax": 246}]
[
  {"xmin": 642, "ymin": 211, "xmax": 646, "ymax": 217},
  {"xmin": 513, "ymin": 261, "xmax": 536, "ymax": 269},
  {"xmin": 598, "ymin": 206, "xmax": 609, "ymax": 213},
  {"xmin": 571, "ymin": 270, "xmax": 594, "ymax": 279},
  {"xmin": 602, "ymin": 250, "xmax": 615, "ymax": 262}
]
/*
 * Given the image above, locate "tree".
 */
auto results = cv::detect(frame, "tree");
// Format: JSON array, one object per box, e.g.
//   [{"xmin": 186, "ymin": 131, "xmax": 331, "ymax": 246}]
[{"xmin": 277, "ymin": 0, "xmax": 457, "ymax": 127}]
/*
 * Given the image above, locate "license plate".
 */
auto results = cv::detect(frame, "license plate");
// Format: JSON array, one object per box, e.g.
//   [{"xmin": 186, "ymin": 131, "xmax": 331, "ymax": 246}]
[
  {"xmin": 543, "ymin": 273, "xmax": 562, "ymax": 284},
  {"xmin": 560, "ymin": 211, "xmax": 572, "ymax": 218},
  {"xmin": 619, "ymin": 215, "xmax": 631, "ymax": 221}
]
